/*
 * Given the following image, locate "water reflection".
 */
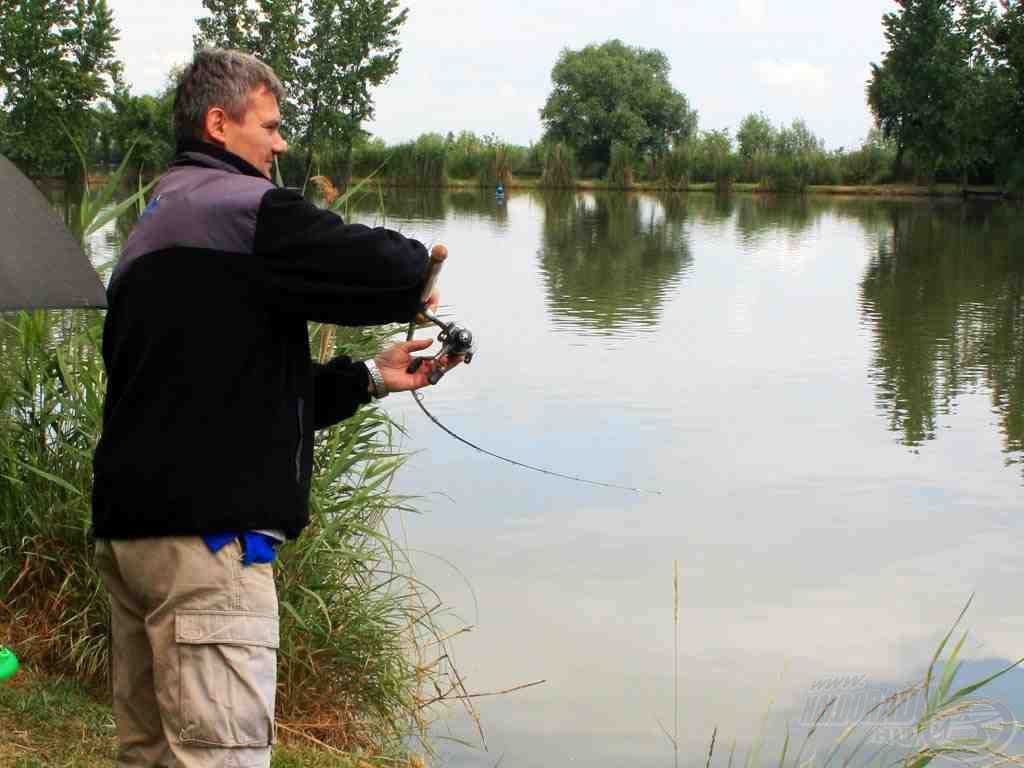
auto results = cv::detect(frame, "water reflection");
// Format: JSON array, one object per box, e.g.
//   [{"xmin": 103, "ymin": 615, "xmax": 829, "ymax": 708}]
[
  {"xmin": 31, "ymin": 182, "xmax": 1024, "ymax": 764},
  {"xmin": 859, "ymin": 202, "xmax": 1024, "ymax": 469},
  {"xmin": 537, "ymin": 191, "xmax": 693, "ymax": 333}
]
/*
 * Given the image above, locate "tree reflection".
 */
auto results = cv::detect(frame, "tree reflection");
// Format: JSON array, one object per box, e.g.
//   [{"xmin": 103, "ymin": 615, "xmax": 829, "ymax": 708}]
[
  {"xmin": 344, "ymin": 186, "xmax": 449, "ymax": 221},
  {"xmin": 859, "ymin": 202, "xmax": 1024, "ymax": 470},
  {"xmin": 538, "ymin": 191, "xmax": 692, "ymax": 332}
]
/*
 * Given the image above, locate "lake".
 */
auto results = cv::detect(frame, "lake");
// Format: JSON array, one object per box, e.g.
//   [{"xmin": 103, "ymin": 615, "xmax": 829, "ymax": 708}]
[{"xmin": 92, "ymin": 188, "xmax": 1024, "ymax": 766}]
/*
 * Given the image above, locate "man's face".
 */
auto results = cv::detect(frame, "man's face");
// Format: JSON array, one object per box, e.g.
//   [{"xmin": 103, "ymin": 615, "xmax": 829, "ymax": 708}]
[{"xmin": 222, "ymin": 85, "xmax": 288, "ymax": 179}]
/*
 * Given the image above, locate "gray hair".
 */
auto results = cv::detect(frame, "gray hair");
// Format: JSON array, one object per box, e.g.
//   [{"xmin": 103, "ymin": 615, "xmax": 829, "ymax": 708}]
[{"xmin": 172, "ymin": 49, "xmax": 285, "ymax": 143}]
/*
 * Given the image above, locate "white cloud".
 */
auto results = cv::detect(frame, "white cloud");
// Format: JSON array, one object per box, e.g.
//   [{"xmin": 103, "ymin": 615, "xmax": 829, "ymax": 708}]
[
  {"xmin": 737, "ymin": 0, "xmax": 767, "ymax": 25},
  {"xmin": 753, "ymin": 59, "xmax": 829, "ymax": 91}
]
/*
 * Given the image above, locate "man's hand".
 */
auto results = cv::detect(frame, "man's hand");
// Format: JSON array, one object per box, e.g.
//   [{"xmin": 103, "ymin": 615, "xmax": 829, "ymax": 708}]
[{"xmin": 373, "ymin": 338, "xmax": 462, "ymax": 393}]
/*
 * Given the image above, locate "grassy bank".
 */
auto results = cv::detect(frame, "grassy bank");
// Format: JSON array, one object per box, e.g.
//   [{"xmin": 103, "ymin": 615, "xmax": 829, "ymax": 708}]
[{"xmin": 0, "ymin": 661, "xmax": 413, "ymax": 767}]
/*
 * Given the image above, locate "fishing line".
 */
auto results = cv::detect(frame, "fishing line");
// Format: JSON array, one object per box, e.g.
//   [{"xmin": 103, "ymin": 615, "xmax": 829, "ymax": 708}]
[{"xmin": 410, "ymin": 390, "xmax": 662, "ymax": 495}]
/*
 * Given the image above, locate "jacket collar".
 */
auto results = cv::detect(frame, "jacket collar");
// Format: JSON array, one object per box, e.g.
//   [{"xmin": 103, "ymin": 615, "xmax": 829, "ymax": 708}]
[{"xmin": 171, "ymin": 139, "xmax": 273, "ymax": 182}]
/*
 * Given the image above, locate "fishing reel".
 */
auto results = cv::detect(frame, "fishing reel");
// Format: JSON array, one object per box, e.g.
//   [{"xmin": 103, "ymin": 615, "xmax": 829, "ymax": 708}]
[
  {"xmin": 408, "ymin": 307, "xmax": 475, "ymax": 384},
  {"xmin": 405, "ymin": 244, "xmax": 475, "ymax": 385}
]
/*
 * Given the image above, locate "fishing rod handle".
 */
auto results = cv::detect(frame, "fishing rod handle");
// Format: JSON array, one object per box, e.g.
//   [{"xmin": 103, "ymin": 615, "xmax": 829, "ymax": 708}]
[
  {"xmin": 421, "ymin": 244, "xmax": 448, "ymax": 304},
  {"xmin": 407, "ymin": 244, "xmax": 448, "ymax": 341}
]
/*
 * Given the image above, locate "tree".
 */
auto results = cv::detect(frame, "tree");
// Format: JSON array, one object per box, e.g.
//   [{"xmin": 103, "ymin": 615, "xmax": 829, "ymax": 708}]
[
  {"xmin": 867, "ymin": 0, "xmax": 990, "ymax": 181},
  {"xmin": 195, "ymin": 0, "xmax": 303, "ymax": 129},
  {"xmin": 736, "ymin": 113, "xmax": 775, "ymax": 162},
  {"xmin": 737, "ymin": 113, "xmax": 775, "ymax": 182},
  {"xmin": 991, "ymin": 0, "xmax": 1024, "ymax": 176},
  {"xmin": 539, "ymin": 40, "xmax": 697, "ymax": 170},
  {"xmin": 108, "ymin": 83, "xmax": 176, "ymax": 173},
  {"xmin": 195, "ymin": 0, "xmax": 406, "ymax": 178},
  {"xmin": 0, "ymin": 0, "xmax": 122, "ymax": 178}
]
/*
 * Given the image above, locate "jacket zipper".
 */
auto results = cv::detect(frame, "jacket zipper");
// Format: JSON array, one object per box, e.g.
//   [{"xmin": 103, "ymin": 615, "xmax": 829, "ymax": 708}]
[{"xmin": 295, "ymin": 397, "xmax": 304, "ymax": 483}]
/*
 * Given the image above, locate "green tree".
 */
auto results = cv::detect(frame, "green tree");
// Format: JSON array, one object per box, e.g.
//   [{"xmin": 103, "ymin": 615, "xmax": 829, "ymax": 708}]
[
  {"xmin": 867, "ymin": 0, "xmax": 998, "ymax": 182},
  {"xmin": 0, "ymin": 0, "xmax": 122, "ymax": 178},
  {"xmin": 868, "ymin": 0, "xmax": 961, "ymax": 178},
  {"xmin": 108, "ymin": 84, "xmax": 176, "ymax": 174},
  {"xmin": 194, "ymin": 0, "xmax": 256, "ymax": 49},
  {"xmin": 195, "ymin": 0, "xmax": 406, "ymax": 180},
  {"xmin": 300, "ymin": 0, "xmax": 405, "ymax": 176},
  {"xmin": 196, "ymin": 0, "xmax": 304, "ymax": 129},
  {"xmin": 736, "ymin": 112, "xmax": 775, "ymax": 181},
  {"xmin": 539, "ymin": 39, "xmax": 697, "ymax": 171},
  {"xmin": 991, "ymin": 0, "xmax": 1024, "ymax": 187}
]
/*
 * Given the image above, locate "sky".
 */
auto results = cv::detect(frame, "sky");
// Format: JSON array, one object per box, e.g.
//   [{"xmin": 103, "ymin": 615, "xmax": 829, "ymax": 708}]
[{"xmin": 106, "ymin": 0, "xmax": 895, "ymax": 152}]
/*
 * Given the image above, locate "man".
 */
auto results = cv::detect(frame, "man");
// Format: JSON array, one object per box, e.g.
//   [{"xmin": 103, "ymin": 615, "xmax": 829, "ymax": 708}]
[{"xmin": 92, "ymin": 49, "xmax": 451, "ymax": 767}]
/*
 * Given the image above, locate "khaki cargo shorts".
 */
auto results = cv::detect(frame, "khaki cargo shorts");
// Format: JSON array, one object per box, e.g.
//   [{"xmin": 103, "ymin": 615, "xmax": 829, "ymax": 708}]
[{"xmin": 95, "ymin": 536, "xmax": 279, "ymax": 768}]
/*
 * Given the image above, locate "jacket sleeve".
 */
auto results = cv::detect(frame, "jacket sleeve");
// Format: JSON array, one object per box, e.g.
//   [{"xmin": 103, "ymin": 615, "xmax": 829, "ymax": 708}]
[
  {"xmin": 313, "ymin": 355, "xmax": 372, "ymax": 429},
  {"xmin": 253, "ymin": 187, "xmax": 428, "ymax": 325}
]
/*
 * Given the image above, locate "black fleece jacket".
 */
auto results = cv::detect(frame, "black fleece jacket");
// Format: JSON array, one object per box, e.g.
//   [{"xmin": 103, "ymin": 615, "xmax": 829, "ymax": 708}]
[{"xmin": 91, "ymin": 141, "xmax": 428, "ymax": 539}]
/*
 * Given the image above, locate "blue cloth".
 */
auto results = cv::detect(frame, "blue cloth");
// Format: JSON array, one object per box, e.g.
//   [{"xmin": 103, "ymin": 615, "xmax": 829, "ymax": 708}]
[{"xmin": 202, "ymin": 532, "xmax": 278, "ymax": 566}]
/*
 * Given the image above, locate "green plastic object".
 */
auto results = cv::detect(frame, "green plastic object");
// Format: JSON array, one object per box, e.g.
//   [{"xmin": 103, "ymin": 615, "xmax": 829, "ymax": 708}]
[{"xmin": 0, "ymin": 645, "xmax": 18, "ymax": 681}]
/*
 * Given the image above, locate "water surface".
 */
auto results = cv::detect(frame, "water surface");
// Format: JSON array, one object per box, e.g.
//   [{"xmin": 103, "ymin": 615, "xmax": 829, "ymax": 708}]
[{"xmin": 93, "ymin": 188, "xmax": 1024, "ymax": 765}]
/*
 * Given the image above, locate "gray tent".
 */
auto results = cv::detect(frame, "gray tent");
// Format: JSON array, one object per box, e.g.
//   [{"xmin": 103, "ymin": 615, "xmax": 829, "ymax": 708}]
[{"xmin": 0, "ymin": 154, "xmax": 107, "ymax": 310}]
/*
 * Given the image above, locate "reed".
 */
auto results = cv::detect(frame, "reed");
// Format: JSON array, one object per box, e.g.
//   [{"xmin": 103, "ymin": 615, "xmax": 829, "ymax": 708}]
[
  {"xmin": 541, "ymin": 141, "xmax": 577, "ymax": 189},
  {"xmin": 478, "ymin": 143, "xmax": 513, "ymax": 190},
  {"xmin": 694, "ymin": 595, "xmax": 1024, "ymax": 767},
  {"xmin": 661, "ymin": 144, "xmax": 692, "ymax": 190}
]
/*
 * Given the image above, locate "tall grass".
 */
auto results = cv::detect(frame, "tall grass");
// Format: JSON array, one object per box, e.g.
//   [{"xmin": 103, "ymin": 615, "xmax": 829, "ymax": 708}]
[
  {"xmin": 478, "ymin": 143, "xmax": 513, "ymax": 189},
  {"xmin": 541, "ymin": 141, "xmax": 577, "ymax": 188},
  {"xmin": 0, "ymin": 154, "xmax": 469, "ymax": 757},
  {"xmin": 661, "ymin": 144, "xmax": 692, "ymax": 190}
]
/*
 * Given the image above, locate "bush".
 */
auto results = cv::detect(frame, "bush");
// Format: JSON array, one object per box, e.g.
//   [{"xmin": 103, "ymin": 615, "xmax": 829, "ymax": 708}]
[{"xmin": 761, "ymin": 154, "xmax": 814, "ymax": 193}]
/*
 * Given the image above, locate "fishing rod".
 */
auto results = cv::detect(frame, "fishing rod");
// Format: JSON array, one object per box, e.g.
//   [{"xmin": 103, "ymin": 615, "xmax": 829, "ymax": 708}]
[{"xmin": 404, "ymin": 245, "xmax": 661, "ymax": 496}]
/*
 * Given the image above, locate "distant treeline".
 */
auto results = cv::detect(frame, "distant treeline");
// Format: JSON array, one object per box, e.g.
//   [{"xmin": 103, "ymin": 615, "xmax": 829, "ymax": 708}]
[
  {"xmin": 8, "ymin": 1, "xmax": 1020, "ymax": 197},
  {"xmin": 313, "ymin": 124, "xmax": 901, "ymax": 194}
]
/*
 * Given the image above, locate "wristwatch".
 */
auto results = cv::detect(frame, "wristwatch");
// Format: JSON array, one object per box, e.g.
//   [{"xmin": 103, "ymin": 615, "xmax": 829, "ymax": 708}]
[{"xmin": 363, "ymin": 359, "xmax": 388, "ymax": 399}]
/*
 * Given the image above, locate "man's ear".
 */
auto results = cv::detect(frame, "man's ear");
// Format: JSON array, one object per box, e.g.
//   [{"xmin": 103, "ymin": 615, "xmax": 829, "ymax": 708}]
[{"xmin": 203, "ymin": 106, "xmax": 229, "ymax": 146}]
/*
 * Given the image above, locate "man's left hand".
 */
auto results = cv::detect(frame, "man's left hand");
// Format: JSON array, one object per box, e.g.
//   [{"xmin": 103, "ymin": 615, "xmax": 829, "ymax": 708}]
[{"xmin": 374, "ymin": 338, "xmax": 462, "ymax": 393}]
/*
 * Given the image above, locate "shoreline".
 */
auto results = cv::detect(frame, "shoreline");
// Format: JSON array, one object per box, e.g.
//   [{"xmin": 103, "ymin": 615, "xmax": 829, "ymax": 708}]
[
  {"xmin": 35, "ymin": 172, "xmax": 1015, "ymax": 201},
  {"xmin": 346, "ymin": 176, "xmax": 1014, "ymax": 200}
]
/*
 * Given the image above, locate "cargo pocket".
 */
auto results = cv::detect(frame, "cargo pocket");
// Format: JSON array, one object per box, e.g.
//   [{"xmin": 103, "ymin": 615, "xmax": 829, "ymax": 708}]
[{"xmin": 175, "ymin": 610, "xmax": 279, "ymax": 747}]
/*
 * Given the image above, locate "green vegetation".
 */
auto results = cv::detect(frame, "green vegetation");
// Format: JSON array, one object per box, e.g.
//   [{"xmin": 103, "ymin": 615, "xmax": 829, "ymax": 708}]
[
  {"xmin": 0, "ymin": 666, "xmax": 425, "ymax": 766},
  {"xmin": 539, "ymin": 39, "xmax": 697, "ymax": 176},
  {"xmin": 5, "ymin": 3, "xmax": 1021, "ymax": 194},
  {"xmin": 868, "ymin": 0, "xmax": 1024, "ymax": 188},
  {"xmin": 196, "ymin": 0, "xmax": 407, "ymax": 180},
  {"xmin": 540, "ymin": 141, "xmax": 577, "ymax": 188},
  {"xmin": 0, "ymin": 0, "xmax": 121, "ymax": 180}
]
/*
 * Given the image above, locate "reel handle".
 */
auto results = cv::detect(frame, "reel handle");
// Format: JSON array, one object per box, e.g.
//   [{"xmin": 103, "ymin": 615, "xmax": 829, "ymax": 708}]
[{"xmin": 407, "ymin": 244, "xmax": 448, "ymax": 341}]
